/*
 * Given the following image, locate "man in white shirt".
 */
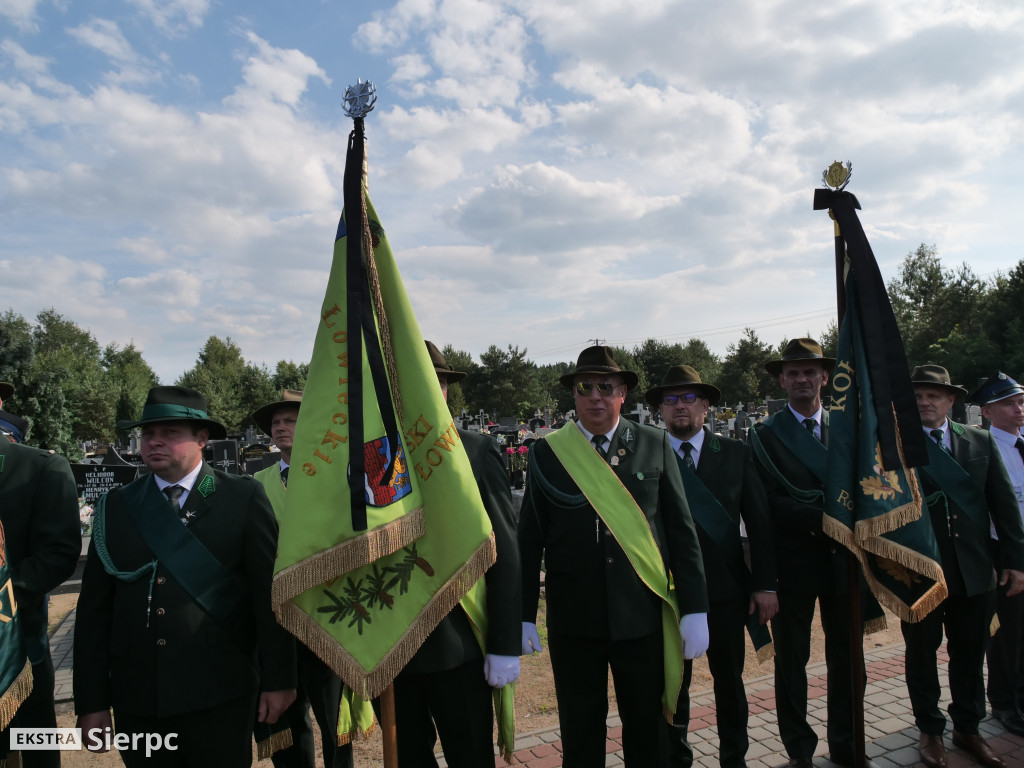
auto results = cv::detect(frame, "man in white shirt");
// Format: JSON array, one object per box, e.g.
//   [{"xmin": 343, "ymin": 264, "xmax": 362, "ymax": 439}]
[{"xmin": 972, "ymin": 373, "xmax": 1024, "ymax": 738}]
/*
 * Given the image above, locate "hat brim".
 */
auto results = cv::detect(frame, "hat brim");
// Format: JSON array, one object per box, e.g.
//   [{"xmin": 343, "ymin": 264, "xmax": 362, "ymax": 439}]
[
  {"xmin": 435, "ymin": 370, "xmax": 467, "ymax": 384},
  {"xmin": 117, "ymin": 416, "xmax": 228, "ymax": 440},
  {"xmin": 251, "ymin": 400, "xmax": 302, "ymax": 435},
  {"xmin": 911, "ymin": 381, "xmax": 968, "ymax": 397},
  {"xmin": 764, "ymin": 357, "xmax": 836, "ymax": 376},
  {"xmin": 645, "ymin": 383, "xmax": 721, "ymax": 407},
  {"xmin": 560, "ymin": 368, "xmax": 639, "ymax": 389}
]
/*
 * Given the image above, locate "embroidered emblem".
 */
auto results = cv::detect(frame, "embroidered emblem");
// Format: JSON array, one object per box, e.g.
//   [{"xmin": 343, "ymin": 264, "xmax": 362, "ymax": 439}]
[
  {"xmin": 709, "ymin": 436, "xmax": 721, "ymax": 453},
  {"xmin": 859, "ymin": 444, "xmax": 903, "ymax": 501},
  {"xmin": 621, "ymin": 427, "xmax": 635, "ymax": 445},
  {"xmin": 360, "ymin": 435, "xmax": 412, "ymax": 507},
  {"xmin": 197, "ymin": 474, "xmax": 215, "ymax": 497},
  {"xmin": 610, "ymin": 456, "xmax": 620, "ymax": 467}
]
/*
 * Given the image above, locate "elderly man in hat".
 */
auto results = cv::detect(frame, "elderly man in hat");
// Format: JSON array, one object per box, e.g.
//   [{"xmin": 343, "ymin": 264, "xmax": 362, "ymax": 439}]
[
  {"xmin": 906, "ymin": 366, "xmax": 1024, "ymax": 768},
  {"xmin": 975, "ymin": 374, "xmax": 1024, "ymax": 737},
  {"xmin": 749, "ymin": 338, "xmax": 872, "ymax": 768},
  {"xmin": 74, "ymin": 386, "xmax": 296, "ymax": 768},
  {"xmin": 0, "ymin": 382, "xmax": 80, "ymax": 768},
  {"xmin": 519, "ymin": 346, "xmax": 707, "ymax": 768},
  {"xmin": 251, "ymin": 390, "xmax": 354, "ymax": 768},
  {"xmin": 648, "ymin": 365, "xmax": 777, "ymax": 768},
  {"xmin": 374, "ymin": 341, "xmax": 520, "ymax": 767}
]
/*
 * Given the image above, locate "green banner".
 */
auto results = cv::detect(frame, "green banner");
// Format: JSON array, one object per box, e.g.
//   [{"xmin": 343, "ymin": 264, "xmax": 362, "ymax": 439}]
[
  {"xmin": 0, "ymin": 520, "xmax": 32, "ymax": 732},
  {"xmin": 271, "ymin": 181, "xmax": 495, "ymax": 700},
  {"xmin": 824, "ymin": 276, "xmax": 947, "ymax": 621}
]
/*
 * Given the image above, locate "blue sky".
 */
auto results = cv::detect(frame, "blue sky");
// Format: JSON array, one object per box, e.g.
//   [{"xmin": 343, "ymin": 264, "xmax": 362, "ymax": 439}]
[{"xmin": 2, "ymin": 0, "xmax": 1023, "ymax": 382}]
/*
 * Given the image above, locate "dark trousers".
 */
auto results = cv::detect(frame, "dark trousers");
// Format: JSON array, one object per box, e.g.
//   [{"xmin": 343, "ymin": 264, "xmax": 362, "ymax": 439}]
[
  {"xmin": 986, "ymin": 541, "xmax": 1024, "ymax": 712},
  {"xmin": 771, "ymin": 591, "xmax": 862, "ymax": 763},
  {"xmin": 667, "ymin": 598, "xmax": 749, "ymax": 768},
  {"xmin": 376, "ymin": 658, "xmax": 494, "ymax": 768},
  {"xmin": 271, "ymin": 643, "xmax": 352, "ymax": 768},
  {"xmin": 7, "ymin": 653, "xmax": 59, "ymax": 768},
  {"xmin": 903, "ymin": 591, "xmax": 995, "ymax": 736},
  {"xmin": 549, "ymin": 630, "xmax": 667, "ymax": 768},
  {"xmin": 114, "ymin": 693, "xmax": 257, "ymax": 768}
]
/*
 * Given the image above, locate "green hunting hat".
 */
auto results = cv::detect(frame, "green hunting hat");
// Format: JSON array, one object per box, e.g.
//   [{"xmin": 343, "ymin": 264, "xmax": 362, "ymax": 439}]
[
  {"xmin": 251, "ymin": 389, "xmax": 303, "ymax": 435},
  {"xmin": 559, "ymin": 345, "xmax": 639, "ymax": 389},
  {"xmin": 425, "ymin": 340, "xmax": 467, "ymax": 383},
  {"xmin": 909, "ymin": 365, "xmax": 968, "ymax": 397},
  {"xmin": 645, "ymin": 364, "xmax": 721, "ymax": 407},
  {"xmin": 765, "ymin": 338, "xmax": 835, "ymax": 376},
  {"xmin": 118, "ymin": 385, "xmax": 227, "ymax": 439}
]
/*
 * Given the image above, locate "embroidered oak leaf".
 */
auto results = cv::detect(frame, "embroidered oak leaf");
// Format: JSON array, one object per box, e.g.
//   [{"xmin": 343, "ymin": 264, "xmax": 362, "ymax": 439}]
[
  {"xmin": 860, "ymin": 443, "xmax": 903, "ymax": 500},
  {"xmin": 873, "ymin": 555, "xmax": 922, "ymax": 588}
]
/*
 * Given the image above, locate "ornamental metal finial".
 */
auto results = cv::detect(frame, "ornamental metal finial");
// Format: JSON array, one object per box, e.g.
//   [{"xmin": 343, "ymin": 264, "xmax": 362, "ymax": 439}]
[
  {"xmin": 822, "ymin": 160, "xmax": 853, "ymax": 192},
  {"xmin": 343, "ymin": 79, "xmax": 377, "ymax": 119}
]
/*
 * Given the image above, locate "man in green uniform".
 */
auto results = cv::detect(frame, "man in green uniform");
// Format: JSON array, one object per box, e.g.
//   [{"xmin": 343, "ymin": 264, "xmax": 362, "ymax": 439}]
[
  {"xmin": 74, "ymin": 386, "xmax": 296, "ymax": 767},
  {"xmin": 376, "ymin": 341, "xmax": 520, "ymax": 768},
  {"xmin": 905, "ymin": 365, "xmax": 1024, "ymax": 768},
  {"xmin": 251, "ymin": 390, "xmax": 354, "ymax": 768},
  {"xmin": 649, "ymin": 365, "xmax": 777, "ymax": 768},
  {"xmin": 0, "ymin": 381, "xmax": 81, "ymax": 768},
  {"xmin": 519, "ymin": 346, "xmax": 708, "ymax": 768},
  {"xmin": 749, "ymin": 338, "xmax": 871, "ymax": 768}
]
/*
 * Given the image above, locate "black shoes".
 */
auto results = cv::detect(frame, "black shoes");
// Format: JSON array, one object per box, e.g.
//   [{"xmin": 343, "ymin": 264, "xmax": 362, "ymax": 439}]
[{"xmin": 991, "ymin": 707, "xmax": 1024, "ymax": 737}]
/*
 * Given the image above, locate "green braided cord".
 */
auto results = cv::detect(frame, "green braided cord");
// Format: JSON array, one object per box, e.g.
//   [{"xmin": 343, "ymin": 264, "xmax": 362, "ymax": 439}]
[
  {"xmin": 140, "ymin": 403, "xmax": 210, "ymax": 421},
  {"xmin": 92, "ymin": 493, "xmax": 159, "ymax": 599},
  {"xmin": 923, "ymin": 490, "xmax": 948, "ymax": 517},
  {"xmin": 748, "ymin": 426, "xmax": 824, "ymax": 505},
  {"xmin": 527, "ymin": 443, "xmax": 589, "ymax": 509}
]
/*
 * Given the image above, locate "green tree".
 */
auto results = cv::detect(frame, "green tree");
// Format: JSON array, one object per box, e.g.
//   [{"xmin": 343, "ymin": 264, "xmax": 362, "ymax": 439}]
[
  {"xmin": 467, "ymin": 345, "xmax": 542, "ymax": 421},
  {"xmin": 632, "ymin": 339, "xmax": 686, "ymax": 388},
  {"xmin": 104, "ymin": 342, "xmax": 160, "ymax": 431},
  {"xmin": 272, "ymin": 360, "xmax": 309, "ymax": 392},
  {"xmin": 718, "ymin": 329, "xmax": 777, "ymax": 406},
  {"xmin": 440, "ymin": 345, "xmax": 477, "ymax": 419},
  {"xmin": 536, "ymin": 362, "xmax": 575, "ymax": 416},
  {"xmin": 610, "ymin": 346, "xmax": 649, "ymax": 416},
  {"xmin": 678, "ymin": 338, "xmax": 722, "ymax": 388},
  {"xmin": 176, "ymin": 337, "xmax": 271, "ymax": 433}
]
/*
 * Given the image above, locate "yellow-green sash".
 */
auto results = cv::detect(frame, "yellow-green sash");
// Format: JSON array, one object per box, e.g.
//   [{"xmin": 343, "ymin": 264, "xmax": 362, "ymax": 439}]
[{"xmin": 545, "ymin": 422, "xmax": 684, "ymax": 719}]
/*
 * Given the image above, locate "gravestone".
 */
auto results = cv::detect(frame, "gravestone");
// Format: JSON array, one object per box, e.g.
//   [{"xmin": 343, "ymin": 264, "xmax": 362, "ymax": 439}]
[{"xmin": 71, "ymin": 464, "xmax": 140, "ymax": 503}]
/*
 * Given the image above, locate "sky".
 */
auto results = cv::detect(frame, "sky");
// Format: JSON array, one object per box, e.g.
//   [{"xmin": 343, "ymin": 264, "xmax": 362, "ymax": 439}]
[{"xmin": 2, "ymin": 0, "xmax": 1023, "ymax": 383}]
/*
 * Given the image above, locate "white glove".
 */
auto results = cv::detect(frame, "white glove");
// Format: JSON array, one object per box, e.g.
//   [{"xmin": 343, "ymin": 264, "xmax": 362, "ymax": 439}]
[
  {"xmin": 484, "ymin": 654, "xmax": 520, "ymax": 688},
  {"xmin": 521, "ymin": 622, "xmax": 543, "ymax": 654},
  {"xmin": 678, "ymin": 612, "xmax": 710, "ymax": 660}
]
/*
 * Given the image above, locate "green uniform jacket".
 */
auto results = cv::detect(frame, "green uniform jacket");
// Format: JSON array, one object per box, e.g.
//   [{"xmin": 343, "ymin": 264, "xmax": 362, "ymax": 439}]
[
  {"xmin": 921, "ymin": 422, "xmax": 1024, "ymax": 596},
  {"xmin": 0, "ymin": 440, "xmax": 80, "ymax": 662},
  {"xmin": 681, "ymin": 428, "xmax": 777, "ymax": 603},
  {"xmin": 752, "ymin": 410, "xmax": 849, "ymax": 595},
  {"xmin": 519, "ymin": 420, "xmax": 707, "ymax": 640},
  {"xmin": 74, "ymin": 463, "xmax": 296, "ymax": 717}
]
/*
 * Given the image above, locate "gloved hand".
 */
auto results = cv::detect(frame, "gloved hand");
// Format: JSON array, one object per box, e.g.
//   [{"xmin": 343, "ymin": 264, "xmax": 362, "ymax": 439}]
[
  {"xmin": 521, "ymin": 622, "xmax": 543, "ymax": 654},
  {"xmin": 484, "ymin": 654, "xmax": 520, "ymax": 688},
  {"xmin": 678, "ymin": 612, "xmax": 710, "ymax": 660}
]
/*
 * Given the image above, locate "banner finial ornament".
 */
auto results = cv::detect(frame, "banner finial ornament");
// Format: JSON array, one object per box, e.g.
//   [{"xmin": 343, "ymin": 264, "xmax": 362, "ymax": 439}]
[
  {"xmin": 822, "ymin": 160, "xmax": 853, "ymax": 192},
  {"xmin": 343, "ymin": 79, "xmax": 377, "ymax": 119}
]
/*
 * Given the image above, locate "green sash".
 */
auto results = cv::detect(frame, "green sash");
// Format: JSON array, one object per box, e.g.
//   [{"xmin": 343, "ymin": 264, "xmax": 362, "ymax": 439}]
[
  {"xmin": 676, "ymin": 448, "xmax": 773, "ymax": 663},
  {"xmin": 545, "ymin": 422, "xmax": 684, "ymax": 719},
  {"xmin": 0, "ymin": 520, "xmax": 32, "ymax": 732},
  {"xmin": 750, "ymin": 412, "xmax": 826, "ymax": 505},
  {"xmin": 920, "ymin": 434, "xmax": 991, "ymax": 536}
]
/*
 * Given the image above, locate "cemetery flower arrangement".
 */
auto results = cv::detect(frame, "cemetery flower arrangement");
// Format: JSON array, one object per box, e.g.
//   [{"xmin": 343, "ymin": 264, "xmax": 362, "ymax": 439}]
[
  {"xmin": 79, "ymin": 501, "xmax": 94, "ymax": 536},
  {"xmin": 506, "ymin": 446, "xmax": 529, "ymax": 471}
]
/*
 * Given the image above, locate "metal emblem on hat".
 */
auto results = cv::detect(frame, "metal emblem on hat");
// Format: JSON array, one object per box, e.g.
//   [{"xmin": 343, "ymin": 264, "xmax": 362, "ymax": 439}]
[
  {"xmin": 822, "ymin": 161, "xmax": 853, "ymax": 192},
  {"xmin": 343, "ymin": 79, "xmax": 377, "ymax": 119}
]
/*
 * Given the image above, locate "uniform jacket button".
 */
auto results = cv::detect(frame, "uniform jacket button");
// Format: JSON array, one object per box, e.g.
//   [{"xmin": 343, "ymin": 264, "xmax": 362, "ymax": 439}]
[
  {"xmin": 606, "ymin": 557, "xmax": 614, "ymax": 564},
  {"xmin": 156, "ymin": 638, "xmax": 167, "ymax": 646},
  {"xmin": 156, "ymin": 608, "xmax": 166, "ymax": 616},
  {"xmin": 156, "ymin": 576, "xmax": 166, "ymax": 585}
]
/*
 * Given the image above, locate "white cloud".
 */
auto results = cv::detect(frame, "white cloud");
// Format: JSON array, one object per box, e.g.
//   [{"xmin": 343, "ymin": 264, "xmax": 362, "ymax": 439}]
[
  {"xmin": 67, "ymin": 18, "xmax": 137, "ymax": 63},
  {"xmin": 0, "ymin": 0, "xmax": 41, "ymax": 32},
  {"xmin": 125, "ymin": 0, "xmax": 211, "ymax": 35}
]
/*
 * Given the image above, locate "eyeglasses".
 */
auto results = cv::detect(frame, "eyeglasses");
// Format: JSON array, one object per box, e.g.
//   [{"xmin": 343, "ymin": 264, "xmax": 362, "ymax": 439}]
[
  {"xmin": 661, "ymin": 393, "xmax": 700, "ymax": 405},
  {"xmin": 575, "ymin": 381, "xmax": 618, "ymax": 396}
]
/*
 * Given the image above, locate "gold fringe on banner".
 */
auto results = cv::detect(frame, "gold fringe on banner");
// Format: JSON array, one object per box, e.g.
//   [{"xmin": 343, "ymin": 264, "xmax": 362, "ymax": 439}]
[
  {"xmin": 277, "ymin": 533, "xmax": 496, "ymax": 700},
  {"xmin": 755, "ymin": 641, "xmax": 775, "ymax": 666},
  {"xmin": 272, "ymin": 507, "xmax": 425, "ymax": 608},
  {"xmin": 0, "ymin": 660, "xmax": 32, "ymax": 731},
  {"xmin": 256, "ymin": 728, "xmax": 293, "ymax": 760}
]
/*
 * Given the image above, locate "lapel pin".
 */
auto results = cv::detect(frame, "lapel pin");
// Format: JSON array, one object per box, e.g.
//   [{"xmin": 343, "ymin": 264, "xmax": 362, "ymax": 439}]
[{"xmin": 610, "ymin": 456, "xmax": 620, "ymax": 467}]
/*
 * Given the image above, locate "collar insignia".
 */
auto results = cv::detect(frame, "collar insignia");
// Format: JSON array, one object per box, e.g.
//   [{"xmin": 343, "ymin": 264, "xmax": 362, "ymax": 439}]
[
  {"xmin": 621, "ymin": 427, "xmax": 634, "ymax": 445},
  {"xmin": 197, "ymin": 474, "xmax": 215, "ymax": 498}
]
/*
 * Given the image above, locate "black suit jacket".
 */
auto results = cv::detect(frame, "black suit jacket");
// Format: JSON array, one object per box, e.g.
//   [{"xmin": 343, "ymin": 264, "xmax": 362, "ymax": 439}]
[
  {"xmin": 920, "ymin": 422, "xmax": 1024, "ymax": 597},
  {"xmin": 404, "ymin": 429, "xmax": 521, "ymax": 673},
  {"xmin": 752, "ymin": 409, "xmax": 849, "ymax": 595},
  {"xmin": 519, "ymin": 420, "xmax": 707, "ymax": 640},
  {"xmin": 0, "ymin": 440, "xmax": 80, "ymax": 662},
  {"xmin": 683, "ymin": 428, "xmax": 776, "ymax": 603},
  {"xmin": 74, "ymin": 463, "xmax": 296, "ymax": 717}
]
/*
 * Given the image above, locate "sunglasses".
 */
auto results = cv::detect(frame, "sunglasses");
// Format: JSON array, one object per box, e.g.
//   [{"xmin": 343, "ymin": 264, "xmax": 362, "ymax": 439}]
[
  {"xmin": 575, "ymin": 381, "xmax": 618, "ymax": 396},
  {"xmin": 661, "ymin": 393, "xmax": 701, "ymax": 405}
]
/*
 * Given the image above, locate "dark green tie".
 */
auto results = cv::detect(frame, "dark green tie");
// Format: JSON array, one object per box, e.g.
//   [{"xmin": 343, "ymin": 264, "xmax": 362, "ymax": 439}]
[
  {"xmin": 803, "ymin": 418, "xmax": 817, "ymax": 439},
  {"xmin": 681, "ymin": 442, "xmax": 695, "ymax": 470},
  {"xmin": 930, "ymin": 429, "xmax": 949, "ymax": 453},
  {"xmin": 281, "ymin": 466, "xmax": 289, "ymax": 487},
  {"xmin": 591, "ymin": 434, "xmax": 608, "ymax": 457},
  {"xmin": 164, "ymin": 485, "xmax": 185, "ymax": 518}
]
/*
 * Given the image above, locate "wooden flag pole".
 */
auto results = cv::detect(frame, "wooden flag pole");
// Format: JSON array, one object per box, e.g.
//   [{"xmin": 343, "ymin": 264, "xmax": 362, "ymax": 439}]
[{"xmin": 380, "ymin": 682, "xmax": 399, "ymax": 767}]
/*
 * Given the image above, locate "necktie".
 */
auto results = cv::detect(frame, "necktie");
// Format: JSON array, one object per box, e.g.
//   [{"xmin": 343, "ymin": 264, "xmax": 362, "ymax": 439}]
[
  {"xmin": 930, "ymin": 429, "xmax": 949, "ymax": 453},
  {"xmin": 803, "ymin": 418, "xmax": 818, "ymax": 440},
  {"xmin": 591, "ymin": 434, "xmax": 608, "ymax": 457},
  {"xmin": 681, "ymin": 442, "xmax": 695, "ymax": 470},
  {"xmin": 164, "ymin": 485, "xmax": 185, "ymax": 518},
  {"xmin": 1015, "ymin": 437, "xmax": 1024, "ymax": 466},
  {"xmin": 281, "ymin": 466, "xmax": 289, "ymax": 487}
]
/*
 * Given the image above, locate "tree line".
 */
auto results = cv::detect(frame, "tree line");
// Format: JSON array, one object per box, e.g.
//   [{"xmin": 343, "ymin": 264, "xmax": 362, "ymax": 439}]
[{"xmin": 2, "ymin": 244, "xmax": 1021, "ymax": 458}]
